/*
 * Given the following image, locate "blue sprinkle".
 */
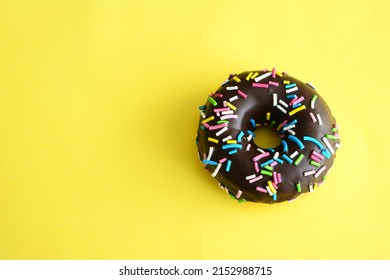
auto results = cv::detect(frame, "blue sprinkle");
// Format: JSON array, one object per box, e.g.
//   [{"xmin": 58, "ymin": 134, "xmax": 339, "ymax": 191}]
[
  {"xmin": 287, "ymin": 94, "xmax": 297, "ymax": 99},
  {"xmin": 237, "ymin": 131, "xmax": 245, "ymax": 142},
  {"xmin": 200, "ymin": 125, "xmax": 205, "ymax": 130},
  {"xmin": 285, "ymin": 83, "xmax": 297, "ymax": 89},
  {"xmin": 260, "ymin": 159, "xmax": 274, "ymax": 168},
  {"xmin": 288, "ymin": 135, "xmax": 305, "ymax": 150},
  {"xmin": 222, "ymin": 144, "xmax": 243, "ymax": 150},
  {"xmin": 282, "ymin": 140, "xmax": 288, "ymax": 153},
  {"xmin": 275, "ymin": 158, "xmax": 284, "ymax": 164},
  {"xmin": 199, "ymin": 105, "xmax": 206, "ymax": 110},
  {"xmin": 321, "ymin": 149, "xmax": 331, "ymax": 159},
  {"xmin": 286, "ymin": 119, "xmax": 298, "ymax": 127},
  {"xmin": 228, "ymin": 149, "xmax": 238, "ymax": 155},
  {"xmin": 303, "ymin": 136, "xmax": 324, "ymax": 150},
  {"xmin": 247, "ymin": 130, "xmax": 255, "ymax": 137},
  {"xmin": 292, "ymin": 103, "xmax": 302, "ymax": 108},
  {"xmin": 272, "ymin": 193, "xmax": 277, "ymax": 201},
  {"xmin": 266, "ymin": 148, "xmax": 275, "ymax": 152},
  {"xmin": 282, "ymin": 154, "xmax": 293, "ymax": 164},
  {"xmin": 202, "ymin": 160, "xmax": 218, "ymax": 165},
  {"xmin": 225, "ymin": 160, "xmax": 232, "ymax": 172},
  {"xmin": 250, "ymin": 118, "xmax": 256, "ymax": 129}
]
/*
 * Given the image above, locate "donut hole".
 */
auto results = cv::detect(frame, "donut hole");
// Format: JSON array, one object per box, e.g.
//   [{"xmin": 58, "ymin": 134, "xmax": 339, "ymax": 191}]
[{"xmin": 253, "ymin": 126, "xmax": 281, "ymax": 149}]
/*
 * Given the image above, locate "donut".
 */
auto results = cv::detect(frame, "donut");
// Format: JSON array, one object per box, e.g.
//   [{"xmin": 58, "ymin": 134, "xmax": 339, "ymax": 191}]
[{"xmin": 195, "ymin": 68, "xmax": 341, "ymax": 203}]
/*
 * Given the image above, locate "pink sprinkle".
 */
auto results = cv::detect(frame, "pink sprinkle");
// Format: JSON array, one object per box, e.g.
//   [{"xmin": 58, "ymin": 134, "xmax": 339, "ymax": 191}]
[
  {"xmin": 246, "ymin": 143, "xmax": 251, "ymax": 151},
  {"xmin": 270, "ymin": 161, "xmax": 278, "ymax": 167},
  {"xmin": 304, "ymin": 170, "xmax": 316, "ymax": 177},
  {"xmin": 289, "ymin": 96, "xmax": 299, "ymax": 106},
  {"xmin": 220, "ymin": 114, "xmax": 238, "ymax": 120},
  {"xmin": 219, "ymin": 157, "xmax": 227, "ymax": 163},
  {"xmin": 203, "ymin": 123, "xmax": 210, "ymax": 128},
  {"xmin": 312, "ymin": 150, "xmax": 325, "ymax": 160},
  {"xmin": 254, "ymin": 162, "xmax": 260, "ymax": 173},
  {"xmin": 214, "ymin": 107, "xmax": 231, "ymax": 112},
  {"xmin": 237, "ymin": 90, "xmax": 248, "ymax": 99},
  {"xmin": 269, "ymin": 81, "xmax": 279, "ymax": 87},
  {"xmin": 263, "ymin": 68, "xmax": 268, "ymax": 72},
  {"xmin": 309, "ymin": 112, "xmax": 317, "ymax": 123},
  {"xmin": 256, "ymin": 187, "xmax": 268, "ymax": 193},
  {"xmin": 236, "ymin": 190, "xmax": 242, "ymax": 199},
  {"xmin": 252, "ymin": 152, "xmax": 270, "ymax": 162},
  {"xmin": 272, "ymin": 68, "xmax": 276, "ymax": 78},
  {"xmin": 272, "ymin": 181, "xmax": 278, "ymax": 190},
  {"xmin": 273, "ymin": 172, "xmax": 278, "ymax": 184},
  {"xmin": 208, "ymin": 123, "xmax": 227, "ymax": 130},
  {"xmin": 223, "ymin": 101, "xmax": 227, "ymax": 107},
  {"xmin": 212, "ymin": 93, "xmax": 223, "ymax": 98},
  {"xmin": 292, "ymin": 96, "xmax": 305, "ymax": 106},
  {"xmin": 315, "ymin": 165, "xmax": 327, "ymax": 178},
  {"xmin": 249, "ymin": 175, "xmax": 263, "ymax": 184},
  {"xmin": 310, "ymin": 154, "xmax": 322, "ymax": 163},
  {"xmin": 277, "ymin": 173, "xmax": 282, "ymax": 183},
  {"xmin": 252, "ymin": 83, "xmax": 269, "ymax": 88}
]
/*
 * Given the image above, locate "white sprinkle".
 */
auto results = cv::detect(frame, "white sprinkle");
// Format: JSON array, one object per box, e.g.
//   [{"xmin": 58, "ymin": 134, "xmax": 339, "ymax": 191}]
[
  {"xmin": 246, "ymin": 174, "xmax": 256, "ymax": 180},
  {"xmin": 206, "ymin": 147, "xmax": 215, "ymax": 160},
  {"xmin": 290, "ymin": 150, "xmax": 299, "ymax": 159},
  {"xmin": 220, "ymin": 114, "xmax": 238, "ymax": 120},
  {"xmin": 309, "ymin": 112, "xmax": 317, "ymax": 123},
  {"xmin": 221, "ymin": 110, "xmax": 234, "ymax": 115},
  {"xmin": 266, "ymin": 186, "xmax": 274, "ymax": 196},
  {"xmin": 287, "ymin": 129, "xmax": 296, "ymax": 135},
  {"xmin": 254, "ymin": 71, "xmax": 272, "ymax": 82},
  {"xmin": 335, "ymin": 142, "xmax": 341, "ymax": 149},
  {"xmin": 273, "ymin": 93, "xmax": 278, "ymax": 106},
  {"xmin": 277, "ymin": 105, "xmax": 287, "ymax": 114},
  {"xmin": 215, "ymin": 126, "xmax": 228, "ymax": 137},
  {"xmin": 226, "ymin": 86, "xmax": 238, "ymax": 91},
  {"xmin": 307, "ymin": 82, "xmax": 316, "ymax": 90},
  {"xmin": 246, "ymin": 143, "xmax": 251, "ymax": 151},
  {"xmin": 286, "ymin": 86, "xmax": 298, "ymax": 93},
  {"xmin": 199, "ymin": 110, "xmax": 206, "ymax": 118},
  {"xmin": 273, "ymin": 152, "xmax": 280, "ymax": 159},
  {"xmin": 279, "ymin": 99, "xmax": 289, "ymax": 108},
  {"xmin": 314, "ymin": 165, "xmax": 327, "ymax": 178},
  {"xmin": 222, "ymin": 135, "xmax": 233, "ymax": 142},
  {"xmin": 309, "ymin": 184, "xmax": 314, "ymax": 192},
  {"xmin": 211, "ymin": 163, "xmax": 222, "ymax": 177},
  {"xmin": 322, "ymin": 137, "xmax": 335, "ymax": 155},
  {"xmin": 304, "ymin": 170, "xmax": 316, "ymax": 177},
  {"xmin": 283, "ymin": 124, "xmax": 296, "ymax": 131},
  {"xmin": 257, "ymin": 148, "xmax": 266, "ymax": 153},
  {"xmin": 221, "ymin": 79, "xmax": 229, "ymax": 86},
  {"xmin": 316, "ymin": 113, "xmax": 323, "ymax": 125},
  {"xmin": 229, "ymin": 95, "xmax": 238, "ymax": 102},
  {"xmin": 311, "ymin": 99, "xmax": 316, "ymax": 109},
  {"xmin": 247, "ymin": 134, "xmax": 253, "ymax": 142}
]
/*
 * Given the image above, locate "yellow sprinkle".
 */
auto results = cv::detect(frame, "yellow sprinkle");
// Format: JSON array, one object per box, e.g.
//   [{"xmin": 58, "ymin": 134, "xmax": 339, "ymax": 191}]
[
  {"xmin": 266, "ymin": 112, "xmax": 270, "ymax": 121},
  {"xmin": 226, "ymin": 102, "xmax": 236, "ymax": 111},
  {"xmin": 208, "ymin": 137, "xmax": 219, "ymax": 144},
  {"xmin": 283, "ymin": 80, "xmax": 290, "ymax": 84},
  {"xmin": 288, "ymin": 105, "xmax": 306, "ymax": 116},
  {"xmin": 314, "ymin": 183, "xmax": 318, "ymax": 189},
  {"xmin": 251, "ymin": 72, "xmax": 259, "ymax": 79},
  {"xmin": 201, "ymin": 116, "xmax": 214, "ymax": 124},
  {"xmin": 267, "ymin": 181, "xmax": 277, "ymax": 194},
  {"xmin": 246, "ymin": 72, "xmax": 253, "ymax": 80},
  {"xmin": 276, "ymin": 71, "xmax": 283, "ymax": 77},
  {"xmin": 227, "ymin": 140, "xmax": 237, "ymax": 144},
  {"xmin": 233, "ymin": 76, "xmax": 241, "ymax": 83}
]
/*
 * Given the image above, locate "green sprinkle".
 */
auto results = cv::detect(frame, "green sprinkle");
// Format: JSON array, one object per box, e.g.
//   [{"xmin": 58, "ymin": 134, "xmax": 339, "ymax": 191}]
[
  {"xmin": 238, "ymin": 199, "xmax": 246, "ymax": 204},
  {"xmin": 296, "ymin": 182, "xmax": 301, "ymax": 193},
  {"xmin": 331, "ymin": 127, "xmax": 339, "ymax": 133},
  {"xmin": 217, "ymin": 120, "xmax": 229, "ymax": 124},
  {"xmin": 270, "ymin": 120, "xmax": 276, "ymax": 128},
  {"xmin": 294, "ymin": 154, "xmax": 305, "ymax": 166},
  {"xmin": 264, "ymin": 165, "xmax": 273, "ymax": 171},
  {"xmin": 322, "ymin": 175, "xmax": 327, "ymax": 181},
  {"xmin": 229, "ymin": 193, "xmax": 235, "ymax": 200},
  {"xmin": 208, "ymin": 96, "xmax": 218, "ymax": 106},
  {"xmin": 261, "ymin": 170, "xmax": 273, "ymax": 177},
  {"xmin": 310, "ymin": 160, "xmax": 321, "ymax": 167},
  {"xmin": 325, "ymin": 134, "xmax": 338, "ymax": 140},
  {"xmin": 311, "ymin": 95, "xmax": 318, "ymax": 101}
]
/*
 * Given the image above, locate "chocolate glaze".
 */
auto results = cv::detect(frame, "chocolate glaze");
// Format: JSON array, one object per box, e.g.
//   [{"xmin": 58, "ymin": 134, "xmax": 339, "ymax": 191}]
[{"xmin": 196, "ymin": 70, "xmax": 340, "ymax": 203}]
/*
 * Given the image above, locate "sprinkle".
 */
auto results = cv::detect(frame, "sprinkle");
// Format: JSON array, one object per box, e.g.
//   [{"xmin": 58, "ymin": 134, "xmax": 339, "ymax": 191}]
[
  {"xmin": 296, "ymin": 182, "xmax": 301, "ymax": 192},
  {"xmin": 199, "ymin": 110, "xmax": 206, "ymax": 118},
  {"xmin": 277, "ymin": 173, "xmax": 282, "ymax": 183},
  {"xmin": 283, "ymin": 80, "xmax": 290, "ymax": 84},
  {"xmin": 269, "ymin": 81, "xmax": 279, "ymax": 87},
  {"xmin": 282, "ymin": 154, "xmax": 293, "ymax": 164},
  {"xmin": 285, "ymin": 83, "xmax": 297, "ymax": 89},
  {"xmin": 202, "ymin": 160, "xmax": 218, "ymax": 165},
  {"xmin": 288, "ymin": 135, "xmax": 305, "ymax": 149},
  {"xmin": 261, "ymin": 170, "xmax": 273, "ymax": 177},
  {"xmin": 206, "ymin": 147, "xmax": 215, "ymax": 160},
  {"xmin": 316, "ymin": 113, "xmax": 323, "ymax": 125},
  {"xmin": 290, "ymin": 150, "xmax": 299, "ymax": 159},
  {"xmin": 246, "ymin": 174, "xmax": 256, "ymax": 180},
  {"xmin": 310, "ymin": 155, "xmax": 322, "ymax": 163},
  {"xmin": 267, "ymin": 181, "xmax": 277, "ymax": 193},
  {"xmin": 252, "ymin": 152, "xmax": 270, "ymax": 162},
  {"xmin": 270, "ymin": 161, "xmax": 278, "ymax": 167},
  {"xmin": 273, "ymin": 152, "xmax": 280, "ymax": 159},
  {"xmin": 304, "ymin": 170, "xmax": 316, "ymax": 176},
  {"xmin": 246, "ymin": 72, "xmax": 253, "ymax": 80},
  {"xmin": 225, "ymin": 160, "xmax": 232, "ymax": 171},
  {"xmin": 277, "ymin": 105, "xmax": 287, "ymax": 114},
  {"xmin": 246, "ymin": 143, "xmax": 251, "ymax": 151},
  {"xmin": 254, "ymin": 71, "xmax": 272, "ymax": 82},
  {"xmin": 309, "ymin": 184, "xmax": 314, "ymax": 192},
  {"xmin": 312, "ymin": 150, "xmax": 325, "ymax": 160},
  {"xmin": 252, "ymin": 83, "xmax": 269, "ymax": 88},
  {"xmin": 251, "ymin": 72, "xmax": 259, "ymax": 79},
  {"xmin": 310, "ymin": 160, "xmax": 321, "ymax": 167},
  {"xmin": 250, "ymin": 119, "xmax": 256, "ymax": 128},
  {"xmin": 291, "ymin": 96, "xmax": 305, "ymax": 106},
  {"xmin": 254, "ymin": 162, "xmax": 260, "ymax": 173},
  {"xmin": 219, "ymin": 157, "xmax": 227, "ymax": 163},
  {"xmin": 273, "ymin": 93, "xmax": 278, "ymax": 106},
  {"xmin": 266, "ymin": 112, "xmax": 271, "ymax": 120},
  {"xmin": 257, "ymin": 148, "xmax": 266, "ymax": 153},
  {"xmin": 249, "ymin": 175, "xmax": 263, "ymax": 184},
  {"xmin": 232, "ymin": 76, "xmax": 241, "ymax": 83},
  {"xmin": 283, "ymin": 124, "xmax": 296, "ymax": 131},
  {"xmin": 322, "ymin": 137, "xmax": 335, "ymax": 155},
  {"xmin": 288, "ymin": 105, "xmax": 306, "ymax": 116},
  {"xmin": 256, "ymin": 187, "xmax": 268, "ymax": 193},
  {"xmin": 315, "ymin": 165, "xmax": 327, "ymax": 178},
  {"xmin": 214, "ymin": 107, "xmax": 231, "ymax": 113},
  {"xmin": 279, "ymin": 99, "xmax": 289, "ymax": 108},
  {"xmin": 335, "ymin": 142, "xmax": 341, "ymax": 149},
  {"xmin": 272, "ymin": 193, "xmax": 277, "ymax": 201},
  {"xmin": 288, "ymin": 130, "xmax": 295, "ymax": 135},
  {"xmin": 309, "ymin": 112, "xmax": 317, "ymax": 123},
  {"xmin": 265, "ymin": 186, "xmax": 273, "ymax": 196},
  {"xmin": 220, "ymin": 114, "xmax": 238, "ymax": 120},
  {"xmin": 208, "ymin": 123, "xmax": 227, "ymax": 130},
  {"xmin": 294, "ymin": 154, "xmax": 305, "ymax": 166},
  {"xmin": 275, "ymin": 158, "xmax": 284, "ymax": 164},
  {"xmin": 272, "ymin": 68, "xmax": 276, "ymax": 78},
  {"xmin": 226, "ymin": 139, "xmax": 237, "ymax": 144},
  {"xmin": 322, "ymin": 150, "xmax": 331, "ymax": 159},
  {"xmin": 221, "ymin": 79, "xmax": 229, "ymax": 86},
  {"xmin": 211, "ymin": 163, "xmax": 222, "ymax": 177},
  {"xmin": 260, "ymin": 159, "xmax": 274, "ymax": 168},
  {"xmin": 215, "ymin": 126, "xmax": 228, "ymax": 136},
  {"xmin": 208, "ymin": 137, "xmax": 219, "ymax": 144},
  {"xmin": 277, "ymin": 120, "xmax": 288, "ymax": 131},
  {"xmin": 226, "ymin": 102, "xmax": 236, "ymax": 111},
  {"xmin": 287, "ymin": 94, "xmax": 297, "ymax": 99},
  {"xmin": 208, "ymin": 97, "xmax": 218, "ymax": 106},
  {"xmin": 222, "ymin": 135, "xmax": 232, "ymax": 142},
  {"xmin": 222, "ymin": 144, "xmax": 242, "ymax": 150},
  {"xmin": 273, "ymin": 172, "xmax": 278, "ymax": 184},
  {"xmin": 281, "ymin": 140, "xmax": 288, "ymax": 153},
  {"xmin": 226, "ymin": 86, "xmax": 238, "ymax": 91},
  {"xmin": 326, "ymin": 134, "xmax": 338, "ymax": 140},
  {"xmin": 303, "ymin": 136, "xmax": 324, "ymax": 150},
  {"xmin": 285, "ymin": 86, "xmax": 298, "ymax": 93},
  {"xmin": 311, "ymin": 95, "xmax": 318, "ymax": 109},
  {"xmin": 307, "ymin": 82, "xmax": 316, "ymax": 90},
  {"xmin": 201, "ymin": 116, "xmax": 214, "ymax": 124},
  {"xmin": 237, "ymin": 90, "xmax": 248, "ymax": 99},
  {"xmin": 236, "ymin": 190, "xmax": 242, "ymax": 198},
  {"xmin": 229, "ymin": 95, "xmax": 238, "ymax": 102},
  {"xmin": 228, "ymin": 149, "xmax": 237, "ymax": 155}
]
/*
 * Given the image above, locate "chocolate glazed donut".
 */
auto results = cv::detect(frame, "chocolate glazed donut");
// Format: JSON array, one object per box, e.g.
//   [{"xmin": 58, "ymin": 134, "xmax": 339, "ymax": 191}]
[{"xmin": 196, "ymin": 68, "xmax": 341, "ymax": 203}]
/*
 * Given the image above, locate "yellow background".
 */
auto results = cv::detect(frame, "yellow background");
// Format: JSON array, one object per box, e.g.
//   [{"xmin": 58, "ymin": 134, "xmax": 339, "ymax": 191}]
[{"xmin": 0, "ymin": 0, "xmax": 389, "ymax": 259}]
